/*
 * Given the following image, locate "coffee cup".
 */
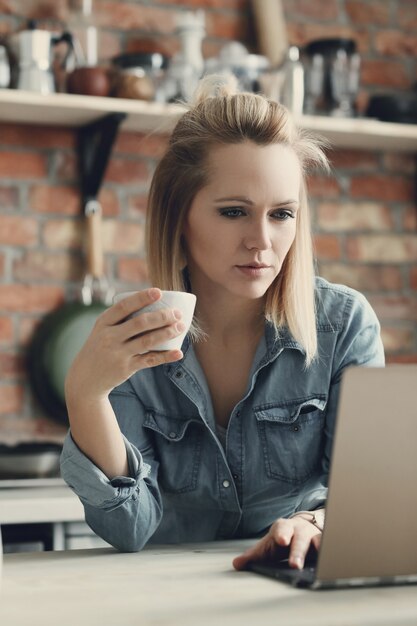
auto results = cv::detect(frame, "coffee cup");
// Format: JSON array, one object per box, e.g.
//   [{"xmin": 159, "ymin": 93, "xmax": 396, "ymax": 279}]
[{"xmin": 113, "ymin": 290, "xmax": 196, "ymax": 353}]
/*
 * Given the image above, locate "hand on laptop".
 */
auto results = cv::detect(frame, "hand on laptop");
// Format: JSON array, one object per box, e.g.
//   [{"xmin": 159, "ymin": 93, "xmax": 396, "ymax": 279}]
[{"xmin": 232, "ymin": 513, "xmax": 323, "ymax": 571}]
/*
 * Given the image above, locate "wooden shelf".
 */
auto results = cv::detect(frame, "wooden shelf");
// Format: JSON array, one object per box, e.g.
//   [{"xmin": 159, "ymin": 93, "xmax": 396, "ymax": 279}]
[{"xmin": 0, "ymin": 88, "xmax": 416, "ymax": 152}]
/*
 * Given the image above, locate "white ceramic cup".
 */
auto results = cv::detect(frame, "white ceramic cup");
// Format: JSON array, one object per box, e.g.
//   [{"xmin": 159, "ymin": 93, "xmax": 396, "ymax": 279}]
[{"xmin": 113, "ymin": 290, "xmax": 196, "ymax": 353}]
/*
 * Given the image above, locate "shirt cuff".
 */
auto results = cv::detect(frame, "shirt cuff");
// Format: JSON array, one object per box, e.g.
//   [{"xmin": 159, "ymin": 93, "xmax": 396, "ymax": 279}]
[{"xmin": 60, "ymin": 430, "xmax": 151, "ymax": 510}]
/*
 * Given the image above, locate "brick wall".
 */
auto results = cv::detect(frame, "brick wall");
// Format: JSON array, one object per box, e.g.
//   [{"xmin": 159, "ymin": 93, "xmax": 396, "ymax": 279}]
[{"xmin": 0, "ymin": 0, "xmax": 416, "ymax": 439}]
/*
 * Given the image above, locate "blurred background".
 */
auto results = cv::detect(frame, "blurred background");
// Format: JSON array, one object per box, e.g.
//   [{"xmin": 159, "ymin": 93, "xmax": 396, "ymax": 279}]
[{"xmin": 0, "ymin": 0, "xmax": 416, "ymax": 447}]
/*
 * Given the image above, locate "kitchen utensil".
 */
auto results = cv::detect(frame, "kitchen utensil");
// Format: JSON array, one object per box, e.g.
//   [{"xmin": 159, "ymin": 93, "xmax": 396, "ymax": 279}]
[
  {"xmin": 9, "ymin": 20, "xmax": 73, "ymax": 94},
  {"xmin": 113, "ymin": 291, "xmax": 196, "ymax": 353},
  {"xmin": 0, "ymin": 45, "xmax": 10, "ymax": 88},
  {"xmin": 67, "ymin": 65, "xmax": 110, "ymax": 96},
  {"xmin": 365, "ymin": 93, "xmax": 417, "ymax": 124},
  {"xmin": 111, "ymin": 52, "xmax": 168, "ymax": 101},
  {"xmin": 27, "ymin": 203, "xmax": 112, "ymax": 424},
  {"xmin": 204, "ymin": 42, "xmax": 270, "ymax": 93},
  {"xmin": 0, "ymin": 443, "xmax": 62, "ymax": 479},
  {"xmin": 303, "ymin": 38, "xmax": 360, "ymax": 116}
]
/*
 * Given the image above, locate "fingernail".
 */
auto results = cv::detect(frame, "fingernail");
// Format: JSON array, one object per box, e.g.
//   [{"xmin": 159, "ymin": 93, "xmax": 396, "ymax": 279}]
[
  {"xmin": 173, "ymin": 309, "xmax": 182, "ymax": 320},
  {"xmin": 293, "ymin": 557, "xmax": 303, "ymax": 569},
  {"xmin": 149, "ymin": 288, "xmax": 160, "ymax": 300}
]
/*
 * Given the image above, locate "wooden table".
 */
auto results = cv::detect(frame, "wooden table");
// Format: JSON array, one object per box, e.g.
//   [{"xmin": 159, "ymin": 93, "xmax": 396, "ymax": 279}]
[{"xmin": 1, "ymin": 540, "xmax": 416, "ymax": 626}]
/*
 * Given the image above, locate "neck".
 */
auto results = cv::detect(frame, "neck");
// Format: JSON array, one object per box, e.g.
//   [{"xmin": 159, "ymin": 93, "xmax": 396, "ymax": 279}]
[{"xmin": 189, "ymin": 277, "xmax": 265, "ymax": 347}]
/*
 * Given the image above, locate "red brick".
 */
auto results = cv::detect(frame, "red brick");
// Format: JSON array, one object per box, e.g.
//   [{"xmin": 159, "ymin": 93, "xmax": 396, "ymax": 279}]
[
  {"xmin": 0, "ymin": 285, "xmax": 64, "ymax": 313},
  {"xmin": 13, "ymin": 251, "xmax": 84, "ymax": 282},
  {"xmin": 329, "ymin": 150, "xmax": 378, "ymax": 170},
  {"xmin": 375, "ymin": 30, "xmax": 417, "ymax": 57},
  {"xmin": 345, "ymin": 0, "xmax": 389, "ymax": 25},
  {"xmin": 0, "ymin": 384, "xmax": 24, "ymax": 415},
  {"xmin": 103, "ymin": 221, "xmax": 145, "ymax": 253},
  {"xmin": 0, "ymin": 216, "xmax": 38, "ymax": 246},
  {"xmin": 117, "ymin": 257, "xmax": 149, "ymax": 283},
  {"xmin": 104, "ymin": 158, "xmax": 149, "ymax": 184},
  {"xmin": 0, "ymin": 315, "xmax": 13, "ymax": 344},
  {"xmin": 313, "ymin": 234, "xmax": 342, "ymax": 260},
  {"xmin": 97, "ymin": 30, "xmax": 121, "ymax": 62},
  {"xmin": 386, "ymin": 354, "xmax": 417, "ymax": 364},
  {"xmin": 26, "ymin": 0, "xmax": 68, "ymax": 20},
  {"xmin": 347, "ymin": 235, "xmax": 417, "ymax": 262},
  {"xmin": 381, "ymin": 326, "xmax": 415, "ymax": 353},
  {"xmin": 18, "ymin": 316, "xmax": 43, "ymax": 346},
  {"xmin": 114, "ymin": 132, "xmax": 169, "ymax": 158},
  {"xmin": 317, "ymin": 202, "xmax": 393, "ymax": 232},
  {"xmin": 307, "ymin": 175, "xmax": 341, "ymax": 199},
  {"xmin": 368, "ymin": 296, "xmax": 417, "ymax": 321},
  {"xmin": 29, "ymin": 185, "xmax": 80, "ymax": 216},
  {"xmin": 98, "ymin": 188, "xmax": 120, "ymax": 217},
  {"xmin": 96, "ymin": 2, "xmax": 176, "ymax": 33},
  {"xmin": 411, "ymin": 267, "xmax": 417, "ymax": 291},
  {"xmin": 318, "ymin": 263, "xmax": 403, "ymax": 292},
  {"xmin": 42, "ymin": 220, "xmax": 82, "ymax": 250},
  {"xmin": 361, "ymin": 60, "xmax": 410, "ymax": 89},
  {"xmin": 0, "ymin": 186, "xmax": 19, "ymax": 208},
  {"xmin": 350, "ymin": 175, "xmax": 413, "ymax": 203},
  {"xmin": 0, "ymin": 351, "xmax": 24, "ymax": 379},
  {"xmin": 159, "ymin": 0, "xmax": 247, "ymax": 9},
  {"xmin": 207, "ymin": 11, "xmax": 249, "ymax": 40},
  {"xmin": 404, "ymin": 206, "xmax": 417, "ymax": 231},
  {"xmin": 0, "ymin": 151, "xmax": 47, "ymax": 178},
  {"xmin": 286, "ymin": 24, "xmax": 370, "ymax": 54},
  {"xmin": 284, "ymin": 0, "xmax": 338, "ymax": 20},
  {"xmin": 0, "ymin": 123, "xmax": 74, "ymax": 149},
  {"xmin": 127, "ymin": 193, "xmax": 148, "ymax": 217},
  {"xmin": 383, "ymin": 153, "xmax": 415, "ymax": 175},
  {"xmin": 398, "ymin": 0, "xmax": 417, "ymax": 32},
  {"xmin": 53, "ymin": 152, "xmax": 77, "ymax": 182}
]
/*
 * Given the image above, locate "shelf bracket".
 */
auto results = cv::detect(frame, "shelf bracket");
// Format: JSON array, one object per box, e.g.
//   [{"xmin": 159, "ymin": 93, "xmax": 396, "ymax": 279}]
[{"xmin": 77, "ymin": 111, "xmax": 127, "ymax": 210}]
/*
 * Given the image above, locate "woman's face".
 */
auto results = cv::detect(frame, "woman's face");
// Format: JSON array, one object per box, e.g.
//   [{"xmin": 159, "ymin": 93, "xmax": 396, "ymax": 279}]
[{"xmin": 182, "ymin": 141, "xmax": 302, "ymax": 301}]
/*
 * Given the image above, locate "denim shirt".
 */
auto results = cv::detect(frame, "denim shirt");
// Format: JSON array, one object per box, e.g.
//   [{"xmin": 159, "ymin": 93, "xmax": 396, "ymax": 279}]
[{"xmin": 60, "ymin": 277, "xmax": 385, "ymax": 552}]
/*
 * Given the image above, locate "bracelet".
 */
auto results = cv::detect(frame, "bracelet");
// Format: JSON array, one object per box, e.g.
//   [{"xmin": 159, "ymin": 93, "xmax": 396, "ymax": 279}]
[{"xmin": 289, "ymin": 509, "xmax": 325, "ymax": 532}]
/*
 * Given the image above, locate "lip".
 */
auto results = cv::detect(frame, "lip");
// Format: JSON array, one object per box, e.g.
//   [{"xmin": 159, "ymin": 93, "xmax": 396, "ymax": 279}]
[
  {"xmin": 236, "ymin": 264, "xmax": 271, "ymax": 269},
  {"xmin": 235, "ymin": 265, "xmax": 272, "ymax": 278}
]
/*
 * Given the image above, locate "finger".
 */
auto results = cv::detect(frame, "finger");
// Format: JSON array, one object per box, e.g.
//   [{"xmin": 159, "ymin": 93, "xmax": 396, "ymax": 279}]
[
  {"xmin": 232, "ymin": 535, "xmax": 272, "ymax": 571},
  {"xmin": 102, "ymin": 288, "xmax": 162, "ymax": 325},
  {"xmin": 132, "ymin": 349, "xmax": 183, "ymax": 370},
  {"xmin": 120, "ymin": 307, "xmax": 182, "ymax": 342},
  {"xmin": 288, "ymin": 531, "xmax": 318, "ymax": 570},
  {"xmin": 271, "ymin": 518, "xmax": 295, "ymax": 547},
  {"xmin": 131, "ymin": 321, "xmax": 186, "ymax": 355}
]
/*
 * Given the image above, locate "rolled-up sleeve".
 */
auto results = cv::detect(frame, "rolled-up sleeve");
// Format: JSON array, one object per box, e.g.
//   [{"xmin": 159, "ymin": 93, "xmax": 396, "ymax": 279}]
[{"xmin": 60, "ymin": 381, "xmax": 163, "ymax": 552}]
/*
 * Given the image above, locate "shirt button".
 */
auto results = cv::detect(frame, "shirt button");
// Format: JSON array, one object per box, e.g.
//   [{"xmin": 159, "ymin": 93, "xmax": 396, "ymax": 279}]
[
  {"xmin": 233, "ymin": 474, "xmax": 239, "ymax": 480},
  {"xmin": 222, "ymin": 480, "xmax": 230, "ymax": 488},
  {"xmin": 175, "ymin": 371, "xmax": 183, "ymax": 379},
  {"xmin": 169, "ymin": 432, "xmax": 177, "ymax": 439}
]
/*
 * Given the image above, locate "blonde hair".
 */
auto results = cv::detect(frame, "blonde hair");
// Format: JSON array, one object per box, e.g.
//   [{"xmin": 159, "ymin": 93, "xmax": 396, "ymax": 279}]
[{"xmin": 146, "ymin": 75, "xmax": 329, "ymax": 366}]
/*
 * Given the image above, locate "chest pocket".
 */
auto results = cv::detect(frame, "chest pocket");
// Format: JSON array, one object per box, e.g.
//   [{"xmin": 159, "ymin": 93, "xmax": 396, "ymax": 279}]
[
  {"xmin": 143, "ymin": 410, "xmax": 203, "ymax": 494},
  {"xmin": 254, "ymin": 397, "xmax": 326, "ymax": 484}
]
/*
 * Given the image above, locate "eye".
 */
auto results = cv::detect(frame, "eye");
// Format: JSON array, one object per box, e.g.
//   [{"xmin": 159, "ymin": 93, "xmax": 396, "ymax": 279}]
[
  {"xmin": 272, "ymin": 209, "xmax": 295, "ymax": 221},
  {"xmin": 219, "ymin": 207, "xmax": 246, "ymax": 218}
]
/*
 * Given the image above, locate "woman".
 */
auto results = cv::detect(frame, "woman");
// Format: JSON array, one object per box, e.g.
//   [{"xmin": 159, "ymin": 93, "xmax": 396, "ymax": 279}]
[{"xmin": 61, "ymin": 75, "xmax": 384, "ymax": 571}]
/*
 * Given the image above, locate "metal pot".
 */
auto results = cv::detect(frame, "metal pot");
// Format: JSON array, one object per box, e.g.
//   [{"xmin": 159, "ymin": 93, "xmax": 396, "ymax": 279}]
[{"xmin": 0, "ymin": 443, "xmax": 62, "ymax": 479}]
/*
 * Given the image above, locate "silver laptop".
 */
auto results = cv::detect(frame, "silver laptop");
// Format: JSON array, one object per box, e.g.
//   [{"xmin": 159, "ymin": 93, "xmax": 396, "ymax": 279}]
[{"xmin": 248, "ymin": 364, "xmax": 417, "ymax": 589}]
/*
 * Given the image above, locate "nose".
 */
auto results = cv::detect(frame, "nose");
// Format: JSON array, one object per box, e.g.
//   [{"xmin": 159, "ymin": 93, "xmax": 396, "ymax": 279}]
[{"xmin": 243, "ymin": 217, "xmax": 273, "ymax": 251}]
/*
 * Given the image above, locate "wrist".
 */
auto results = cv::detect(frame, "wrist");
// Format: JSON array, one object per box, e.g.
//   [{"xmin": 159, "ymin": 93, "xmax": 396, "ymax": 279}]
[{"xmin": 290, "ymin": 508, "xmax": 325, "ymax": 532}]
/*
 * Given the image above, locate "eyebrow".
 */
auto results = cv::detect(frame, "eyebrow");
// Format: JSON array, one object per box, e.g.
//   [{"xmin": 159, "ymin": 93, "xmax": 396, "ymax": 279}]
[{"xmin": 214, "ymin": 196, "xmax": 298, "ymax": 206}]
